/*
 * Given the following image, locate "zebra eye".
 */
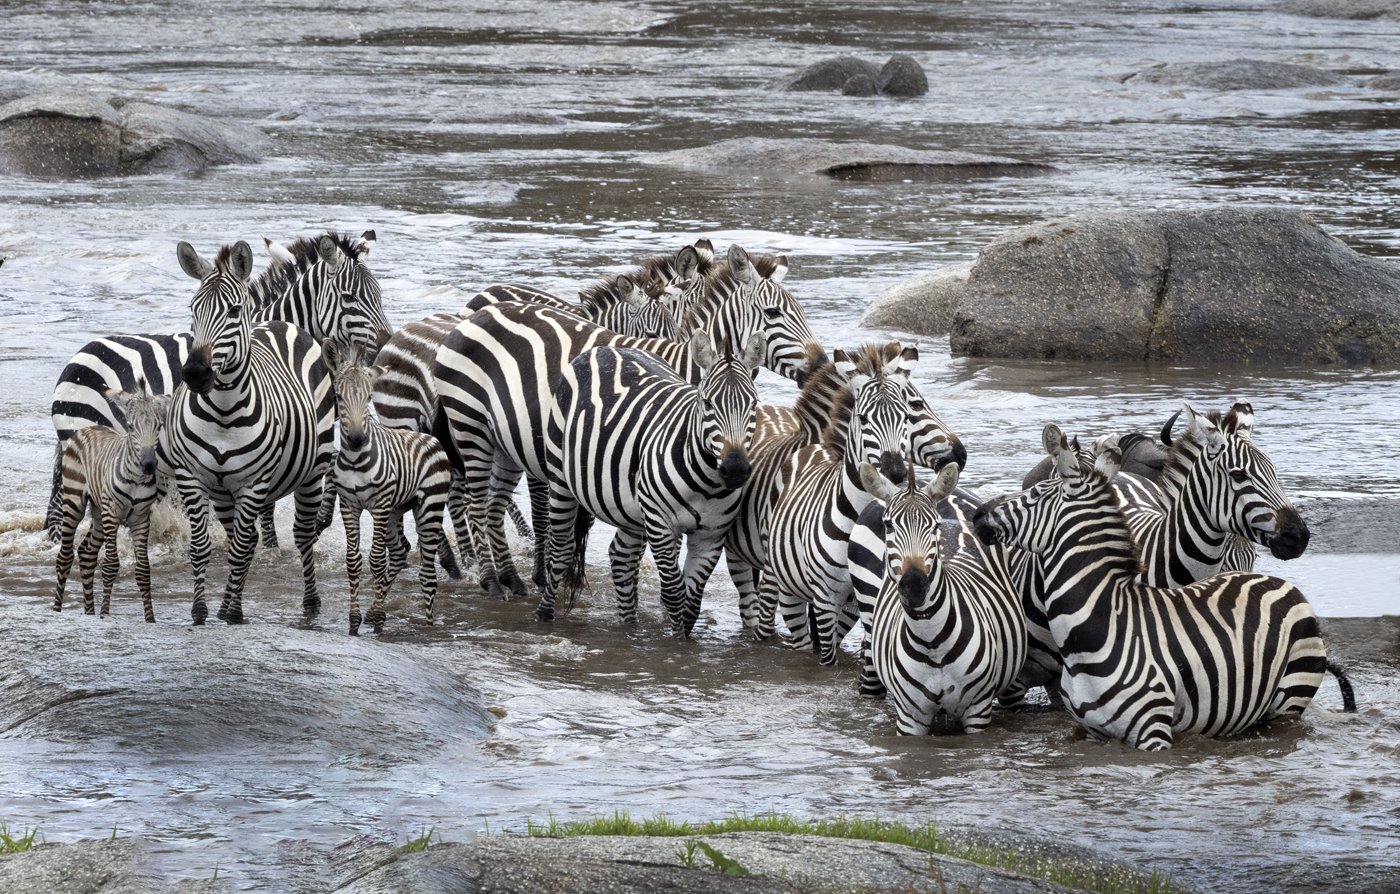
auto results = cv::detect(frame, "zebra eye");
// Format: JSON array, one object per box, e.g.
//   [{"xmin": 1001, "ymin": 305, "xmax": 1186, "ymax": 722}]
[
  {"xmin": 762, "ymin": 307, "xmax": 781, "ymax": 319},
  {"xmin": 1229, "ymin": 469, "xmax": 1248, "ymax": 483},
  {"xmin": 909, "ymin": 399, "xmax": 925, "ymax": 412}
]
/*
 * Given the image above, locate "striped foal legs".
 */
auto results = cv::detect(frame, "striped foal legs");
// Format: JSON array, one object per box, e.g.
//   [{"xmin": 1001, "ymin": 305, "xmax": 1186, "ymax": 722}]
[
  {"xmin": 98, "ymin": 514, "xmax": 120, "ymax": 616},
  {"xmin": 607, "ymin": 529, "xmax": 646, "ymax": 624},
  {"xmin": 342, "ymin": 504, "xmax": 364, "ymax": 634},
  {"xmin": 131, "ymin": 510, "xmax": 155, "ymax": 622},
  {"xmin": 293, "ymin": 479, "xmax": 323, "ymax": 621},
  {"xmin": 176, "ymin": 472, "xmax": 213, "ymax": 625}
]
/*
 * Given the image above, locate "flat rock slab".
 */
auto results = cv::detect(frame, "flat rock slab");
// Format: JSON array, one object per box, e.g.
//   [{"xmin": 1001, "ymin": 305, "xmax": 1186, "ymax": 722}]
[
  {"xmin": 1126, "ymin": 59, "xmax": 1344, "ymax": 90},
  {"xmin": 1279, "ymin": 0, "xmax": 1400, "ymax": 20},
  {"xmin": 0, "ymin": 840, "xmax": 225, "ymax": 894},
  {"xmin": 0, "ymin": 91, "xmax": 266, "ymax": 178},
  {"xmin": 646, "ymin": 138, "xmax": 1052, "ymax": 182},
  {"xmin": 0, "ymin": 602, "xmax": 491, "ymax": 759}
]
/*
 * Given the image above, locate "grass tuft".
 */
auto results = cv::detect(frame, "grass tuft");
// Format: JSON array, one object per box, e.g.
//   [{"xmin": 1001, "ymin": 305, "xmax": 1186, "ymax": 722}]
[
  {"xmin": 401, "ymin": 825, "xmax": 441, "ymax": 854},
  {"xmin": 522, "ymin": 810, "xmax": 1178, "ymax": 894},
  {"xmin": 0, "ymin": 822, "xmax": 40, "ymax": 855}
]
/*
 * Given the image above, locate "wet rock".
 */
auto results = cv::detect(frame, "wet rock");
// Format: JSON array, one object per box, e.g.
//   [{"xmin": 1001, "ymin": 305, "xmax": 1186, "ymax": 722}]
[
  {"xmin": 781, "ymin": 56, "xmax": 881, "ymax": 92},
  {"xmin": 1278, "ymin": 0, "xmax": 1400, "ymax": 20},
  {"xmin": 1365, "ymin": 71, "xmax": 1400, "ymax": 91},
  {"xmin": 860, "ymin": 262, "xmax": 972, "ymax": 334},
  {"xmin": 1126, "ymin": 59, "xmax": 1344, "ymax": 90},
  {"xmin": 841, "ymin": 74, "xmax": 878, "ymax": 97},
  {"xmin": 876, "ymin": 54, "xmax": 930, "ymax": 97},
  {"xmin": 646, "ymin": 138, "xmax": 1052, "ymax": 182},
  {"xmin": 879, "ymin": 208, "xmax": 1400, "ymax": 364},
  {"xmin": 0, "ymin": 603, "xmax": 491, "ymax": 759},
  {"xmin": 0, "ymin": 839, "xmax": 226, "ymax": 894},
  {"xmin": 0, "ymin": 91, "xmax": 266, "ymax": 178}
]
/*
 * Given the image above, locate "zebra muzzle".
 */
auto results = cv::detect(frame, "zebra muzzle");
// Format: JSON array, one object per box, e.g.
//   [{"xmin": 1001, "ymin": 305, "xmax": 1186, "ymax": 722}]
[
  {"xmin": 971, "ymin": 498, "xmax": 1006, "ymax": 545},
  {"xmin": 719, "ymin": 449, "xmax": 751, "ymax": 490},
  {"xmin": 940, "ymin": 435, "xmax": 968, "ymax": 472},
  {"xmin": 1266, "ymin": 506, "xmax": 1310, "ymax": 560},
  {"xmin": 879, "ymin": 451, "xmax": 907, "ymax": 485},
  {"xmin": 897, "ymin": 565, "xmax": 932, "ymax": 615},
  {"xmin": 182, "ymin": 345, "xmax": 215, "ymax": 395}
]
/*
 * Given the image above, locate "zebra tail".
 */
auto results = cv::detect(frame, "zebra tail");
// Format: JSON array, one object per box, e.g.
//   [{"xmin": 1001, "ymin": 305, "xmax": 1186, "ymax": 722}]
[
  {"xmin": 1326, "ymin": 661, "xmax": 1358, "ymax": 713},
  {"xmin": 562, "ymin": 511, "xmax": 594, "ymax": 610},
  {"xmin": 508, "ymin": 501, "xmax": 534, "ymax": 539},
  {"xmin": 438, "ymin": 536, "xmax": 463, "ymax": 581},
  {"xmin": 432, "ymin": 408, "xmax": 465, "ymax": 476},
  {"xmin": 44, "ymin": 444, "xmax": 64, "ymax": 542}
]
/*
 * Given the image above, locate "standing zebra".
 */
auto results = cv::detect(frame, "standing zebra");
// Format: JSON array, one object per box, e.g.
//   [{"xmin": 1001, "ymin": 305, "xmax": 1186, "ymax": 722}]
[
  {"xmin": 323, "ymin": 341, "xmax": 458, "ymax": 635},
  {"xmin": 972, "ymin": 425, "xmax": 1355, "ymax": 750},
  {"xmin": 52, "ymin": 384, "xmax": 172, "ymax": 622},
  {"xmin": 48, "ymin": 230, "xmax": 390, "ymax": 546},
  {"xmin": 762, "ymin": 348, "xmax": 912, "ymax": 665},
  {"xmin": 861, "ymin": 461, "xmax": 1026, "ymax": 733},
  {"xmin": 540, "ymin": 333, "xmax": 763, "ymax": 634},
  {"xmin": 433, "ymin": 243, "xmax": 825, "ymax": 602},
  {"xmin": 158, "ymin": 240, "xmax": 336, "ymax": 625}
]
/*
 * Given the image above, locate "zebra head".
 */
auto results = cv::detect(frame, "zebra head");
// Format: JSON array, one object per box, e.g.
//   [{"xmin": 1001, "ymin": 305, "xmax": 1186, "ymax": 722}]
[
  {"xmin": 835, "ymin": 348, "xmax": 911, "ymax": 486},
  {"xmin": 323, "ymin": 339, "xmax": 380, "ymax": 453},
  {"xmin": 177, "ymin": 240, "xmax": 256, "ymax": 395},
  {"xmin": 861, "ymin": 460, "xmax": 960, "ymax": 616},
  {"xmin": 1181, "ymin": 402, "xmax": 1309, "ymax": 560},
  {"xmin": 682, "ymin": 244, "xmax": 826, "ymax": 385},
  {"xmin": 104, "ymin": 381, "xmax": 171, "ymax": 483},
  {"xmin": 692, "ymin": 330, "xmax": 764, "ymax": 490},
  {"xmin": 877, "ymin": 342, "xmax": 967, "ymax": 472},
  {"xmin": 315, "ymin": 231, "xmax": 393, "ymax": 358},
  {"xmin": 580, "ymin": 273, "xmax": 679, "ymax": 340}
]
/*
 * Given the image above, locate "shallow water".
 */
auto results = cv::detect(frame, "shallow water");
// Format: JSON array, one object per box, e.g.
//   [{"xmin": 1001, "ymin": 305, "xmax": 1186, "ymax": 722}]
[{"xmin": 1, "ymin": 1, "xmax": 1399, "ymax": 891}]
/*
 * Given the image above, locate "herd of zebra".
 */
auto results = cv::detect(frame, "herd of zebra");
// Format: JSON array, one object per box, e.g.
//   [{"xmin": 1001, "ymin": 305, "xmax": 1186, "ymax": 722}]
[{"xmin": 44, "ymin": 229, "xmax": 1357, "ymax": 750}]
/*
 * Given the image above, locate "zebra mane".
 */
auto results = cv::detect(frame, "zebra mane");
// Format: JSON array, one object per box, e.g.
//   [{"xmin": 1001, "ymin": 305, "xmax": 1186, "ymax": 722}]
[
  {"xmin": 1156, "ymin": 410, "xmax": 1221, "ymax": 502},
  {"xmin": 1077, "ymin": 464, "xmax": 1145, "ymax": 578},
  {"xmin": 248, "ymin": 231, "xmax": 362, "ymax": 310},
  {"xmin": 820, "ymin": 342, "xmax": 900, "ymax": 454},
  {"xmin": 578, "ymin": 266, "xmax": 666, "ymax": 311}
]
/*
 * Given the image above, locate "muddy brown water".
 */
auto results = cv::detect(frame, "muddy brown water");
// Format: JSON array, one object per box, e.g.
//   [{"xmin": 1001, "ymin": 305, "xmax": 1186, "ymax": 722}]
[{"xmin": 1, "ymin": 1, "xmax": 1398, "ymax": 891}]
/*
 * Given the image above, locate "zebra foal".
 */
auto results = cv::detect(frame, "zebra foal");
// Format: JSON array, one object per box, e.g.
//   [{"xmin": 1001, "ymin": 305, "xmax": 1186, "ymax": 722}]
[
  {"xmin": 52, "ymin": 385, "xmax": 171, "ymax": 622},
  {"xmin": 324, "ymin": 341, "xmax": 459, "ymax": 635},
  {"xmin": 861, "ymin": 461, "xmax": 1026, "ymax": 734},
  {"xmin": 540, "ymin": 333, "xmax": 763, "ymax": 635},
  {"xmin": 973, "ymin": 424, "xmax": 1355, "ymax": 750}
]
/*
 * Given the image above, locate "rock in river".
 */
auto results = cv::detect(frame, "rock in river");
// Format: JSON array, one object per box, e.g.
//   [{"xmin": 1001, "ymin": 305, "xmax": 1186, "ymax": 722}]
[
  {"xmin": 1125, "ymin": 59, "xmax": 1344, "ymax": 90},
  {"xmin": 0, "ymin": 91, "xmax": 267, "ymax": 178},
  {"xmin": 865, "ymin": 208, "xmax": 1400, "ymax": 366},
  {"xmin": 782, "ymin": 56, "xmax": 882, "ymax": 92}
]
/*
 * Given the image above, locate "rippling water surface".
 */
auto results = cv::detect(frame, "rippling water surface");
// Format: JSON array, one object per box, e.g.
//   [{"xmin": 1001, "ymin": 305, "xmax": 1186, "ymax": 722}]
[{"xmin": 1, "ymin": 2, "xmax": 1398, "ymax": 891}]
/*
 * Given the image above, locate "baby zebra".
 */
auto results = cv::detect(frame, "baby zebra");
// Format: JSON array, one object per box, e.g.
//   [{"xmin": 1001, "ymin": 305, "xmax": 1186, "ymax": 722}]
[
  {"xmin": 541, "ymin": 331, "xmax": 764, "ymax": 636},
  {"xmin": 862, "ymin": 461, "xmax": 1026, "ymax": 734},
  {"xmin": 325, "ymin": 341, "xmax": 460, "ymax": 635},
  {"xmin": 53, "ymin": 386, "xmax": 171, "ymax": 621}
]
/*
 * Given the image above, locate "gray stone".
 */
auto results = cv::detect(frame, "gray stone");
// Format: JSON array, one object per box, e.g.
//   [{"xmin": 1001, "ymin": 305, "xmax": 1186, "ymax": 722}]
[
  {"xmin": 876, "ymin": 54, "xmax": 930, "ymax": 97},
  {"xmin": 841, "ymin": 74, "xmax": 878, "ymax": 97},
  {"xmin": 1365, "ymin": 71, "xmax": 1400, "ymax": 90},
  {"xmin": 861, "ymin": 262, "xmax": 972, "ymax": 334},
  {"xmin": 1278, "ymin": 0, "xmax": 1400, "ymax": 20},
  {"xmin": 0, "ymin": 839, "xmax": 227, "ymax": 894},
  {"xmin": 781, "ymin": 56, "xmax": 881, "ymax": 91},
  {"xmin": 1126, "ymin": 59, "xmax": 1344, "ymax": 90},
  {"xmin": 646, "ymin": 137, "xmax": 1052, "ymax": 182},
  {"xmin": 916, "ymin": 208, "xmax": 1400, "ymax": 365},
  {"xmin": 0, "ymin": 91, "xmax": 266, "ymax": 178}
]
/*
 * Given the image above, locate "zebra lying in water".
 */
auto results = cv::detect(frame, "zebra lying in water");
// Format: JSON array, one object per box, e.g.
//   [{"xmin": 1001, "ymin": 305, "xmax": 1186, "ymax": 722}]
[
  {"xmin": 861, "ymin": 461, "xmax": 1026, "ymax": 734},
  {"xmin": 540, "ymin": 332, "xmax": 763, "ymax": 635},
  {"xmin": 52, "ymin": 384, "xmax": 171, "ymax": 622},
  {"xmin": 973, "ymin": 424, "xmax": 1355, "ymax": 750},
  {"xmin": 323, "ymin": 341, "xmax": 461, "ymax": 635}
]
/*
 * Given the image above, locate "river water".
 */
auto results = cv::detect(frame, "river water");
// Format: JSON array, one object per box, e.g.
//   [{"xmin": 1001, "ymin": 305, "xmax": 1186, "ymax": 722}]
[{"xmin": 0, "ymin": 1, "xmax": 1397, "ymax": 891}]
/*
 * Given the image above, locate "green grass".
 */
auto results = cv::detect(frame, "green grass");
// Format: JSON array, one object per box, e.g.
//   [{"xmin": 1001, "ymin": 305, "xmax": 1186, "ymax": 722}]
[
  {"xmin": 0, "ymin": 822, "xmax": 40, "ymax": 854},
  {"xmin": 401, "ymin": 825, "xmax": 441, "ymax": 854},
  {"xmin": 523, "ymin": 810, "xmax": 1178, "ymax": 894}
]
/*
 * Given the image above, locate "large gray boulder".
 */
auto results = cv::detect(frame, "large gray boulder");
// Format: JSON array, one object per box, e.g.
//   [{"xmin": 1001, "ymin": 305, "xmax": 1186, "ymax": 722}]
[
  {"xmin": 782, "ymin": 56, "xmax": 882, "ymax": 91},
  {"xmin": 876, "ymin": 54, "xmax": 930, "ymax": 97},
  {"xmin": 1126, "ymin": 60, "xmax": 1344, "ymax": 90},
  {"xmin": 871, "ymin": 208, "xmax": 1400, "ymax": 365},
  {"xmin": 646, "ymin": 138, "xmax": 1051, "ymax": 182},
  {"xmin": 861, "ymin": 262, "xmax": 972, "ymax": 333},
  {"xmin": 0, "ymin": 92, "xmax": 266, "ymax": 178}
]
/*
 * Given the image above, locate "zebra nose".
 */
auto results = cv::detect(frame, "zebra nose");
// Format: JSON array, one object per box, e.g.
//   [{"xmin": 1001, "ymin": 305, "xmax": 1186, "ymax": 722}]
[
  {"xmin": 181, "ymin": 346, "xmax": 214, "ymax": 395},
  {"xmin": 941, "ymin": 435, "xmax": 968, "ymax": 472},
  {"xmin": 140, "ymin": 455, "xmax": 158, "ymax": 477},
  {"xmin": 719, "ymin": 449, "xmax": 751, "ymax": 489},
  {"xmin": 344, "ymin": 431, "xmax": 368, "ymax": 451},
  {"xmin": 897, "ymin": 566, "xmax": 931, "ymax": 611},
  {"xmin": 1267, "ymin": 506, "xmax": 1310, "ymax": 560},
  {"xmin": 972, "ymin": 498, "xmax": 1005, "ymax": 545},
  {"xmin": 879, "ymin": 451, "xmax": 907, "ymax": 485}
]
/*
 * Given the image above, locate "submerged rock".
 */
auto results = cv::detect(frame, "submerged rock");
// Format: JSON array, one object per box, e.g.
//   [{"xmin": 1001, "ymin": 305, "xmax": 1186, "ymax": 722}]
[
  {"xmin": 646, "ymin": 138, "xmax": 1051, "ymax": 181},
  {"xmin": 871, "ymin": 208, "xmax": 1400, "ymax": 365},
  {"xmin": 1126, "ymin": 59, "xmax": 1344, "ymax": 90},
  {"xmin": 1278, "ymin": 0, "xmax": 1400, "ymax": 20},
  {"xmin": 782, "ymin": 56, "xmax": 882, "ymax": 91},
  {"xmin": 840, "ymin": 74, "xmax": 878, "ymax": 97},
  {"xmin": 783, "ymin": 54, "xmax": 929, "ymax": 97},
  {"xmin": 876, "ymin": 54, "xmax": 930, "ymax": 97},
  {"xmin": 0, "ymin": 91, "xmax": 266, "ymax": 178}
]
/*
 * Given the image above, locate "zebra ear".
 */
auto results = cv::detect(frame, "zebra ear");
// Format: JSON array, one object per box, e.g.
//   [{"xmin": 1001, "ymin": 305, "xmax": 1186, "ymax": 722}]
[
  {"xmin": 925, "ymin": 462, "xmax": 960, "ymax": 502},
  {"xmin": 263, "ymin": 237, "xmax": 296, "ymax": 266},
  {"xmin": 368, "ymin": 365, "xmax": 388, "ymax": 386},
  {"xmin": 1094, "ymin": 435, "xmax": 1123, "ymax": 478},
  {"xmin": 176, "ymin": 242, "xmax": 212, "ymax": 280},
  {"xmin": 768, "ymin": 254, "xmax": 789, "ymax": 283},
  {"xmin": 693, "ymin": 238, "xmax": 716, "ymax": 265},
  {"xmin": 228, "ymin": 241, "xmax": 254, "ymax": 281},
  {"xmin": 317, "ymin": 235, "xmax": 345, "ymax": 271},
  {"xmin": 690, "ymin": 329, "xmax": 718, "ymax": 370},
  {"xmin": 617, "ymin": 275, "xmax": 646, "ymax": 310},
  {"xmin": 858, "ymin": 461, "xmax": 900, "ymax": 503},
  {"xmin": 833, "ymin": 348, "xmax": 871, "ymax": 392},
  {"xmin": 359, "ymin": 230, "xmax": 376, "ymax": 257},
  {"xmin": 320, "ymin": 338, "xmax": 341, "ymax": 375},
  {"xmin": 740, "ymin": 332, "xmax": 766, "ymax": 370},
  {"xmin": 727, "ymin": 244, "xmax": 758, "ymax": 285},
  {"xmin": 103, "ymin": 388, "xmax": 132, "ymax": 417},
  {"xmin": 674, "ymin": 246, "xmax": 701, "ymax": 283},
  {"xmin": 1042, "ymin": 423, "xmax": 1065, "ymax": 457},
  {"xmin": 1222, "ymin": 401, "xmax": 1255, "ymax": 440}
]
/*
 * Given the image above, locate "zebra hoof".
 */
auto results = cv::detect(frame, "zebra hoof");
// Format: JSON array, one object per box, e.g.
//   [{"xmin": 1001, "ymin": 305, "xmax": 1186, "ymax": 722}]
[
  {"xmin": 216, "ymin": 605, "xmax": 228, "ymax": 621},
  {"xmin": 534, "ymin": 607, "xmax": 554, "ymax": 623},
  {"xmin": 507, "ymin": 577, "xmax": 529, "ymax": 598},
  {"xmin": 223, "ymin": 612, "xmax": 247, "ymax": 625},
  {"xmin": 487, "ymin": 581, "xmax": 511, "ymax": 602}
]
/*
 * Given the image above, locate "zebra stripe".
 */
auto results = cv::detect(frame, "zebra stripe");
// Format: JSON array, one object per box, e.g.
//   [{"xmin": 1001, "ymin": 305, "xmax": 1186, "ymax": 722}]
[
  {"xmin": 762, "ymin": 348, "xmax": 912, "ymax": 665},
  {"xmin": 540, "ymin": 333, "xmax": 763, "ymax": 635},
  {"xmin": 972, "ymin": 424, "xmax": 1352, "ymax": 750},
  {"xmin": 861, "ymin": 462, "xmax": 1026, "ymax": 733},
  {"xmin": 52, "ymin": 386, "xmax": 171, "ymax": 622},
  {"xmin": 158, "ymin": 240, "xmax": 336, "ymax": 625},
  {"xmin": 434, "ymin": 243, "xmax": 824, "ymax": 602},
  {"xmin": 324, "ymin": 341, "xmax": 459, "ymax": 635}
]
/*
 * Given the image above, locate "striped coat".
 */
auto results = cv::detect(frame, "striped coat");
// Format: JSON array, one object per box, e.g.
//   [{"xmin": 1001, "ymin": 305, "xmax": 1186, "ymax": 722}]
[{"xmin": 972, "ymin": 424, "xmax": 1354, "ymax": 750}]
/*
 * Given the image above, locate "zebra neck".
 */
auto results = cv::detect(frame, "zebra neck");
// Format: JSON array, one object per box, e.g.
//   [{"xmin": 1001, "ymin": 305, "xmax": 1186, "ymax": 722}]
[
  {"xmin": 1157, "ymin": 425, "xmax": 1208, "ymax": 502},
  {"xmin": 681, "ymin": 400, "xmax": 726, "ymax": 488},
  {"xmin": 1042, "ymin": 506, "xmax": 1141, "ymax": 619},
  {"xmin": 836, "ymin": 455, "xmax": 877, "ymax": 525}
]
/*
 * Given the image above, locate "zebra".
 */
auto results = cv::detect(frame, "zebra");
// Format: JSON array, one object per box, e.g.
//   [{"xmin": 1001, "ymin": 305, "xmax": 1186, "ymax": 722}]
[
  {"xmin": 47, "ymin": 230, "xmax": 390, "ymax": 547},
  {"xmin": 158, "ymin": 240, "xmax": 336, "ymax": 625},
  {"xmin": 761, "ymin": 348, "xmax": 912, "ymax": 665},
  {"xmin": 52, "ymin": 384, "xmax": 172, "ymax": 622},
  {"xmin": 539, "ymin": 332, "xmax": 764, "ymax": 635},
  {"xmin": 860, "ymin": 461, "xmax": 1026, "ymax": 733},
  {"xmin": 971, "ymin": 424, "xmax": 1355, "ymax": 750},
  {"xmin": 433, "ymin": 242, "xmax": 825, "ymax": 602},
  {"xmin": 725, "ymin": 343, "xmax": 965, "ymax": 641},
  {"xmin": 322, "ymin": 340, "xmax": 459, "ymax": 635}
]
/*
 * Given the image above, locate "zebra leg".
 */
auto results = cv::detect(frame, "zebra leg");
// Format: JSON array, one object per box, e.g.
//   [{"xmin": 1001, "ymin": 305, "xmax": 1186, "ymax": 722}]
[
  {"xmin": 341, "ymin": 501, "xmax": 363, "ymax": 635},
  {"xmin": 445, "ymin": 476, "xmax": 478, "ymax": 569},
  {"xmin": 726, "ymin": 552, "xmax": 766, "ymax": 641},
  {"xmin": 52, "ymin": 494, "xmax": 84, "ymax": 613},
  {"xmin": 259, "ymin": 506, "xmax": 280, "ymax": 551},
  {"xmin": 412, "ymin": 501, "xmax": 441, "ymax": 626},
  {"xmin": 384, "ymin": 511, "xmax": 409, "ymax": 588},
  {"xmin": 894, "ymin": 703, "xmax": 934, "ymax": 737},
  {"xmin": 960, "ymin": 700, "xmax": 995, "ymax": 735},
  {"xmin": 486, "ymin": 460, "xmax": 529, "ymax": 597},
  {"xmin": 679, "ymin": 530, "xmax": 727, "ymax": 638},
  {"xmin": 606, "ymin": 529, "xmax": 645, "ymax": 625},
  {"xmin": 858, "ymin": 631, "xmax": 886, "ymax": 698},
  {"xmin": 643, "ymin": 515, "xmax": 686, "ymax": 636},
  {"xmin": 292, "ymin": 479, "xmax": 324, "ymax": 621},
  {"xmin": 778, "ymin": 590, "xmax": 810, "ymax": 650},
  {"xmin": 822, "ymin": 593, "xmax": 861, "ymax": 666},
  {"xmin": 132, "ymin": 509, "xmax": 155, "ymax": 623},
  {"xmin": 220, "ymin": 494, "xmax": 266, "ymax": 625},
  {"xmin": 528, "ymin": 477, "xmax": 549, "ymax": 591},
  {"xmin": 175, "ymin": 472, "xmax": 213, "ymax": 625},
  {"xmin": 367, "ymin": 508, "xmax": 393, "ymax": 633},
  {"xmin": 98, "ymin": 512, "xmax": 120, "ymax": 617},
  {"xmin": 315, "ymin": 470, "xmax": 338, "ymax": 534},
  {"xmin": 78, "ymin": 522, "xmax": 101, "ymax": 615},
  {"xmin": 538, "ymin": 477, "xmax": 583, "ymax": 623},
  {"xmin": 460, "ymin": 450, "xmax": 509, "ymax": 599}
]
